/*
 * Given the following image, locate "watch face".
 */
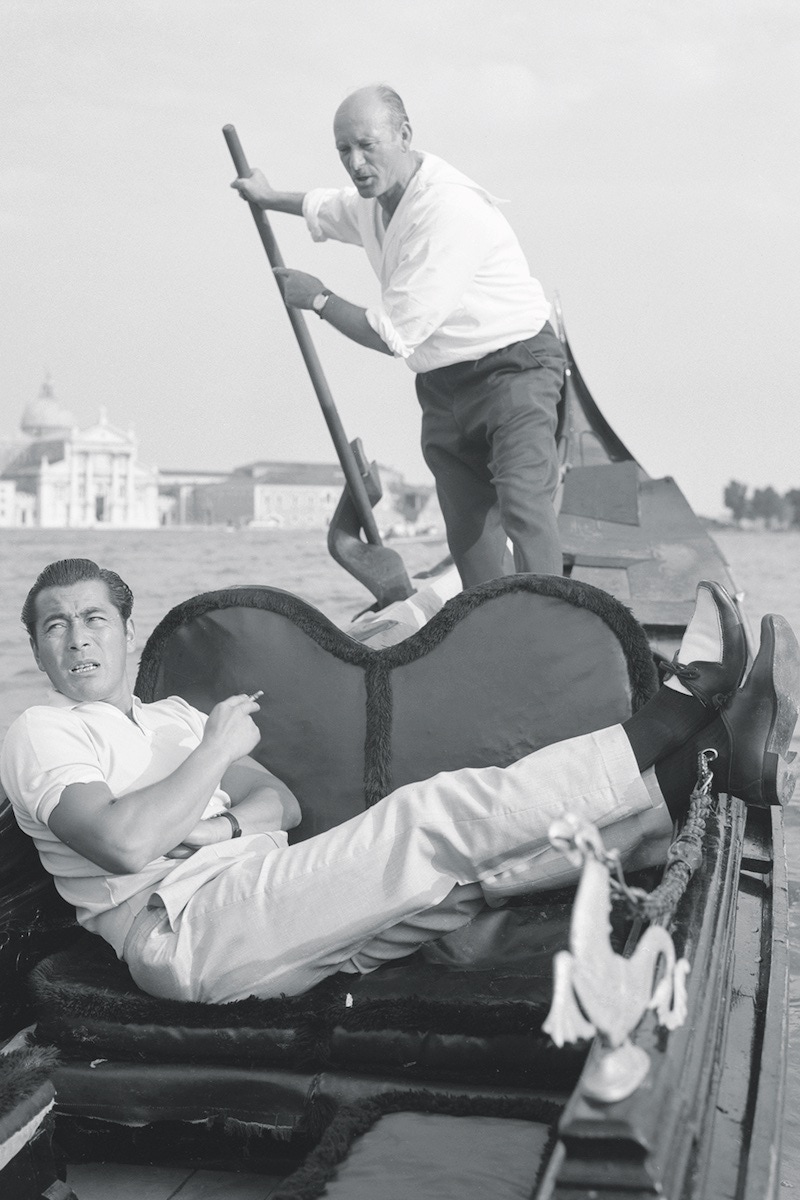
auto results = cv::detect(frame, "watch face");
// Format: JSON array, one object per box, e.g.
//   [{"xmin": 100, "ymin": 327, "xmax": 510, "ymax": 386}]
[{"xmin": 313, "ymin": 292, "xmax": 328, "ymax": 312}]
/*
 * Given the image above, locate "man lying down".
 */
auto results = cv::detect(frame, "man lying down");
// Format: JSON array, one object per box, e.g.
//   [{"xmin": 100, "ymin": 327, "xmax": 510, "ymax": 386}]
[{"xmin": 1, "ymin": 558, "xmax": 797, "ymax": 1004}]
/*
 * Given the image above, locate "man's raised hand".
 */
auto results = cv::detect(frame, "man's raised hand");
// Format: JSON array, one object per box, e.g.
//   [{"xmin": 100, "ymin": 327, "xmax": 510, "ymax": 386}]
[
  {"xmin": 202, "ymin": 694, "xmax": 262, "ymax": 766},
  {"xmin": 230, "ymin": 166, "xmax": 274, "ymax": 206}
]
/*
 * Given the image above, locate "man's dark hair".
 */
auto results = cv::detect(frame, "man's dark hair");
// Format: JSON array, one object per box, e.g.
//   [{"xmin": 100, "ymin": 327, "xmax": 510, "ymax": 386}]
[
  {"xmin": 374, "ymin": 84, "xmax": 410, "ymax": 132},
  {"xmin": 22, "ymin": 559, "xmax": 134, "ymax": 641}
]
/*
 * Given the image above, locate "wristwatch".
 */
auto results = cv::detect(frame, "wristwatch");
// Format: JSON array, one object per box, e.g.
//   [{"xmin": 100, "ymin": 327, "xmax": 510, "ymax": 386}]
[
  {"xmin": 312, "ymin": 290, "xmax": 331, "ymax": 317},
  {"xmin": 217, "ymin": 810, "xmax": 242, "ymax": 839}
]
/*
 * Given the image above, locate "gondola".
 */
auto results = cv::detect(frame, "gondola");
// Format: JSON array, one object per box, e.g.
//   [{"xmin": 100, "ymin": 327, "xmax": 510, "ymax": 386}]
[{"xmin": 0, "ymin": 308, "xmax": 789, "ymax": 1200}]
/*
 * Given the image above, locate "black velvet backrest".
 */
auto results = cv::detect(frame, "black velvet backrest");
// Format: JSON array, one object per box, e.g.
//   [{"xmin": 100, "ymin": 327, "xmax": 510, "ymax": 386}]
[{"xmin": 135, "ymin": 575, "xmax": 657, "ymax": 843}]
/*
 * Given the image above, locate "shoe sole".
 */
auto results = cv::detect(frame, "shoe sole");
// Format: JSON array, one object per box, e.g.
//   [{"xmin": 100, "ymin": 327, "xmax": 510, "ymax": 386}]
[{"xmin": 738, "ymin": 614, "xmax": 800, "ymax": 806}]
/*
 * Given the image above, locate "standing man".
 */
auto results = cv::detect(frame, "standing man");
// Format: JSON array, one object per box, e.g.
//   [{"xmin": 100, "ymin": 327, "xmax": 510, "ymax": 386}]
[{"xmin": 231, "ymin": 85, "xmax": 567, "ymax": 588}]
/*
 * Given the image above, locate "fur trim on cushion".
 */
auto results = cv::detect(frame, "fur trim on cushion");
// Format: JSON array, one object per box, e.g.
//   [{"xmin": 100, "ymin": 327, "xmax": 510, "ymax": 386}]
[{"xmin": 0, "ymin": 1046, "xmax": 58, "ymax": 1121}]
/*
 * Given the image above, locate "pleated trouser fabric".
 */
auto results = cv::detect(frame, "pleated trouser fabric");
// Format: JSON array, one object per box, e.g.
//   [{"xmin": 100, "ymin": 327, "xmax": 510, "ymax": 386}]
[
  {"xmin": 416, "ymin": 324, "xmax": 566, "ymax": 587},
  {"xmin": 123, "ymin": 725, "xmax": 667, "ymax": 1003}
]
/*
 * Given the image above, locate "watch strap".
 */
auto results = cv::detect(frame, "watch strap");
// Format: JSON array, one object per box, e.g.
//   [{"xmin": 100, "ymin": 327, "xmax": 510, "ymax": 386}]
[{"xmin": 217, "ymin": 809, "xmax": 242, "ymax": 839}]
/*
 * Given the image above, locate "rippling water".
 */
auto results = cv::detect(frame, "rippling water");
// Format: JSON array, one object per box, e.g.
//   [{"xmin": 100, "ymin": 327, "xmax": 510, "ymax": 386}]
[{"xmin": 0, "ymin": 525, "xmax": 797, "ymax": 1182}]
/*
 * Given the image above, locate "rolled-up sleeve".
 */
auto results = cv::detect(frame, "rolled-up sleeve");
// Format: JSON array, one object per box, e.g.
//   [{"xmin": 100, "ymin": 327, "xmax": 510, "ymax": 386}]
[
  {"xmin": 1, "ymin": 709, "xmax": 106, "ymax": 827},
  {"xmin": 366, "ymin": 188, "xmax": 496, "ymax": 359},
  {"xmin": 302, "ymin": 187, "xmax": 364, "ymax": 245}
]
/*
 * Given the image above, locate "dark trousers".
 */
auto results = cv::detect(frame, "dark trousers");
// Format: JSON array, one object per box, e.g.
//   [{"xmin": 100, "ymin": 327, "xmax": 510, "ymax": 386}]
[{"xmin": 416, "ymin": 322, "xmax": 566, "ymax": 588}]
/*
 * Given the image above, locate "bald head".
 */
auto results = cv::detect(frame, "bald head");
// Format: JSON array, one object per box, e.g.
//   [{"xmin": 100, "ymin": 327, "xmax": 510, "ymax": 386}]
[{"xmin": 334, "ymin": 85, "xmax": 410, "ymax": 136}]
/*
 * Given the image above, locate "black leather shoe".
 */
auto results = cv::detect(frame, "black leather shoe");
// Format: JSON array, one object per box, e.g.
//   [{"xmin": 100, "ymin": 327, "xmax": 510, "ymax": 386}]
[
  {"xmin": 662, "ymin": 581, "xmax": 747, "ymax": 709},
  {"xmin": 716, "ymin": 613, "xmax": 799, "ymax": 806}
]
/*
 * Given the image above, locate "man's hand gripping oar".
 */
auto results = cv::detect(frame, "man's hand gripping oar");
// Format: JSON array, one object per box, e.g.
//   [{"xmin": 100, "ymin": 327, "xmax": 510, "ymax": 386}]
[{"xmin": 222, "ymin": 124, "xmax": 413, "ymax": 610}]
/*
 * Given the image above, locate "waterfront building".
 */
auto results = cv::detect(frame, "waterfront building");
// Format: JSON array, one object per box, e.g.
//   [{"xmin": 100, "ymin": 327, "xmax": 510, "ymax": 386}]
[
  {"xmin": 0, "ymin": 379, "xmax": 159, "ymax": 528},
  {"xmin": 188, "ymin": 461, "xmax": 346, "ymax": 529},
  {"xmin": 0, "ymin": 480, "xmax": 27, "ymax": 527},
  {"xmin": 156, "ymin": 468, "xmax": 232, "ymax": 526},
  {"xmin": 177, "ymin": 460, "xmax": 439, "ymax": 533},
  {"xmin": 1, "ymin": 378, "xmax": 440, "ymax": 534}
]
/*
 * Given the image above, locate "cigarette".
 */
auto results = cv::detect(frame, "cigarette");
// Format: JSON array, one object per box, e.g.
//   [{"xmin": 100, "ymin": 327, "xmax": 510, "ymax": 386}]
[{"xmin": 248, "ymin": 690, "xmax": 264, "ymax": 702}]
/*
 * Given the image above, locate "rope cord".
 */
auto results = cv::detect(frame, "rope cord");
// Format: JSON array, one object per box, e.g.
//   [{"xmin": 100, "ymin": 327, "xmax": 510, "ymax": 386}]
[{"xmin": 605, "ymin": 750, "xmax": 717, "ymax": 924}]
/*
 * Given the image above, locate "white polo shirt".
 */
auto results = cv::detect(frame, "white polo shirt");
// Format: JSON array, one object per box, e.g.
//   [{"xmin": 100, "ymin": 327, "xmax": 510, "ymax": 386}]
[
  {"xmin": 0, "ymin": 693, "xmax": 232, "ymax": 955},
  {"xmin": 302, "ymin": 152, "xmax": 551, "ymax": 374}
]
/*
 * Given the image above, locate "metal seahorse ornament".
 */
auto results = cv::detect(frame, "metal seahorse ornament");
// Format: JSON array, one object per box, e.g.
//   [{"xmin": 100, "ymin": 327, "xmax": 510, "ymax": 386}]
[{"xmin": 543, "ymin": 815, "xmax": 690, "ymax": 1103}]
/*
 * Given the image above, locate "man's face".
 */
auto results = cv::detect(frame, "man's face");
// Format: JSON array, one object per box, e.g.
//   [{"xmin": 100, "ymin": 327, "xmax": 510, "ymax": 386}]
[
  {"xmin": 333, "ymin": 96, "xmax": 411, "ymax": 200},
  {"xmin": 30, "ymin": 580, "xmax": 135, "ymax": 711}
]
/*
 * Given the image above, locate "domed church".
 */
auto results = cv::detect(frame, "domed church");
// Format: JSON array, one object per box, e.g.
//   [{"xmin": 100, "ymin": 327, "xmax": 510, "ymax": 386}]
[{"xmin": 0, "ymin": 377, "xmax": 159, "ymax": 527}]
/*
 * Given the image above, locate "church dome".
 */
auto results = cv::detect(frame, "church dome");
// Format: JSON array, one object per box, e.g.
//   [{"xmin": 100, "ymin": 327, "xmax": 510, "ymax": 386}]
[{"xmin": 21, "ymin": 376, "xmax": 75, "ymax": 438}]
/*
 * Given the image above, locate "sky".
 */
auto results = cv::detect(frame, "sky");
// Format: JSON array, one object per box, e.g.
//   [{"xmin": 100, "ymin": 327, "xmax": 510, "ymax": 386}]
[{"xmin": 1, "ymin": 0, "xmax": 798, "ymax": 517}]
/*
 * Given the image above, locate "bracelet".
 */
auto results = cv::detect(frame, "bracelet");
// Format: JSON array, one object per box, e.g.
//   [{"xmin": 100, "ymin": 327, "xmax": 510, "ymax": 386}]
[{"xmin": 217, "ymin": 810, "xmax": 242, "ymax": 839}]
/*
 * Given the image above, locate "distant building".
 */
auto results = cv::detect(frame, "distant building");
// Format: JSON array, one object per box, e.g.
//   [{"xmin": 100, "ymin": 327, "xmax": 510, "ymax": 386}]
[
  {"xmin": 0, "ymin": 377, "xmax": 159, "ymax": 528},
  {"xmin": 156, "ymin": 468, "xmax": 232, "ymax": 526},
  {"xmin": 174, "ymin": 459, "xmax": 441, "ymax": 533},
  {"xmin": 0, "ymin": 480, "xmax": 25, "ymax": 527},
  {"xmin": 0, "ymin": 377, "xmax": 440, "ymax": 533},
  {"xmin": 184, "ymin": 461, "xmax": 347, "ymax": 529}
]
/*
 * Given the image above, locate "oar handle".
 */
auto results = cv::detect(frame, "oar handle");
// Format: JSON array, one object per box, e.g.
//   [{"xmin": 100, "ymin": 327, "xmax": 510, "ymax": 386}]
[
  {"xmin": 223, "ymin": 123, "xmax": 252, "ymax": 184},
  {"xmin": 223, "ymin": 124, "xmax": 382, "ymax": 546},
  {"xmin": 223, "ymin": 125, "xmax": 287, "ymax": 271}
]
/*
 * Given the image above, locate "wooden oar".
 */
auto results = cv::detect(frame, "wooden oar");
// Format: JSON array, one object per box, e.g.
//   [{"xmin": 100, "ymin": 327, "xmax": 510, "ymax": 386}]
[
  {"xmin": 223, "ymin": 124, "xmax": 414, "ymax": 608},
  {"xmin": 222, "ymin": 123, "xmax": 386, "ymax": 547}
]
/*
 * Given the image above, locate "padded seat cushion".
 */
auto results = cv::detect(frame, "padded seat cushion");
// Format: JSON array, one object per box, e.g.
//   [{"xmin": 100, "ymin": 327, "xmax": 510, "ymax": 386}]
[
  {"xmin": 0, "ymin": 1046, "xmax": 59, "ymax": 1188},
  {"xmin": 30, "ymin": 893, "xmax": 599, "ymax": 1090},
  {"xmin": 135, "ymin": 574, "xmax": 657, "ymax": 839},
  {"xmin": 0, "ymin": 799, "xmax": 77, "ymax": 1036},
  {"xmin": 271, "ymin": 1090, "xmax": 562, "ymax": 1200}
]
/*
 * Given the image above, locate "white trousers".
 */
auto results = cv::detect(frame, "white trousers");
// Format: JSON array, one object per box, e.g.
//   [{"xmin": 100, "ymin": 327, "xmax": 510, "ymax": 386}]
[{"xmin": 123, "ymin": 725, "xmax": 671, "ymax": 1003}]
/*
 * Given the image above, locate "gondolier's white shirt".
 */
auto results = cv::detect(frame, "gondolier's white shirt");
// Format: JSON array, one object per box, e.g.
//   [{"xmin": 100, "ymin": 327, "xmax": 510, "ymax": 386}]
[
  {"xmin": 302, "ymin": 153, "xmax": 551, "ymax": 373},
  {"xmin": 0, "ymin": 693, "xmax": 285, "ymax": 956}
]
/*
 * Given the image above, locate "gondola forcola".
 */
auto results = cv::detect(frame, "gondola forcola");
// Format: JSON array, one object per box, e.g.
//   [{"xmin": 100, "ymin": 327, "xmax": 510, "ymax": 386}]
[{"xmin": 223, "ymin": 123, "xmax": 414, "ymax": 610}]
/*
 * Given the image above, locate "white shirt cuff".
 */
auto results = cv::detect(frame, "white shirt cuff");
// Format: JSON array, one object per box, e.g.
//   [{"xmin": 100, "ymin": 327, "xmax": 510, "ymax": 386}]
[
  {"xmin": 302, "ymin": 189, "xmax": 333, "ymax": 243},
  {"xmin": 365, "ymin": 306, "xmax": 413, "ymax": 359}
]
